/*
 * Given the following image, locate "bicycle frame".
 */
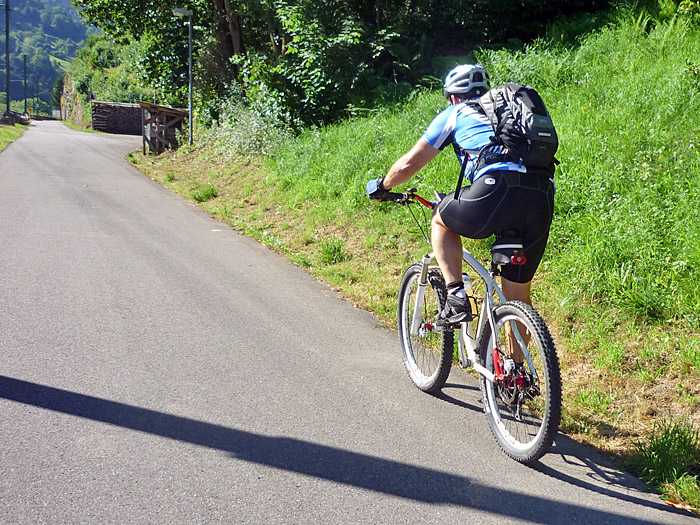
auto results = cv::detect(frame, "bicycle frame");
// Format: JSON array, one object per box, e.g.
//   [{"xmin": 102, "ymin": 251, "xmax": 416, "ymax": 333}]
[
  {"xmin": 410, "ymin": 248, "xmax": 538, "ymax": 385},
  {"xmin": 387, "ymin": 188, "xmax": 539, "ymax": 386}
]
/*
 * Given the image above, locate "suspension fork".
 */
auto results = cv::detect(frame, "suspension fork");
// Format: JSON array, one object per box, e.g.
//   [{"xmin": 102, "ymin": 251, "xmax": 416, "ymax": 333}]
[{"xmin": 410, "ymin": 253, "xmax": 434, "ymax": 336}]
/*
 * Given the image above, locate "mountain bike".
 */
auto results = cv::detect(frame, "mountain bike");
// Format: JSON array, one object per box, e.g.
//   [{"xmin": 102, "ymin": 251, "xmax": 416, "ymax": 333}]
[{"xmin": 381, "ymin": 188, "xmax": 561, "ymax": 464}]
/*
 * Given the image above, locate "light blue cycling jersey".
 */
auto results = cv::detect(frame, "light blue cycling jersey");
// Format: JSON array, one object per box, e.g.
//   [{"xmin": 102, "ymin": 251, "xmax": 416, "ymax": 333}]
[{"xmin": 422, "ymin": 102, "xmax": 526, "ymax": 181}]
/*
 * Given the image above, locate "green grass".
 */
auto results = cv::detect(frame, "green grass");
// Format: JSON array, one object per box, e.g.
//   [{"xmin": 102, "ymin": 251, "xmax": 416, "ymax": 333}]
[
  {"xmin": 0, "ymin": 124, "xmax": 27, "ymax": 151},
  {"xmin": 319, "ymin": 237, "xmax": 347, "ymax": 265},
  {"xmin": 478, "ymin": 14, "xmax": 700, "ymax": 328},
  {"xmin": 261, "ymin": 13, "xmax": 700, "ymax": 510},
  {"xmin": 262, "ymin": 11, "xmax": 700, "ymax": 329},
  {"xmin": 628, "ymin": 419, "xmax": 700, "ymax": 509},
  {"xmin": 60, "ymin": 120, "xmax": 103, "ymax": 133},
  {"xmin": 190, "ymin": 183, "xmax": 218, "ymax": 202}
]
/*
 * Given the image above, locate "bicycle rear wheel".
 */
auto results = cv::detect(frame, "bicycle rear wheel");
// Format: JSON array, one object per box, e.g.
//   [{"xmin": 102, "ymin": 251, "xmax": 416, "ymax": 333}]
[
  {"xmin": 397, "ymin": 263, "xmax": 453, "ymax": 394},
  {"xmin": 478, "ymin": 300, "xmax": 561, "ymax": 463}
]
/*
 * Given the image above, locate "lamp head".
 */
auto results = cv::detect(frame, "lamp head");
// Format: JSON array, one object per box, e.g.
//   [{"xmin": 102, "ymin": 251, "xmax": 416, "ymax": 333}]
[{"xmin": 172, "ymin": 8, "xmax": 192, "ymax": 17}]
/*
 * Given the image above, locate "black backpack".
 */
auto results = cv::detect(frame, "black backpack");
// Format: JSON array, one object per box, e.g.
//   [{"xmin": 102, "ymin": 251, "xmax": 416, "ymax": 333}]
[{"xmin": 473, "ymin": 82, "xmax": 558, "ymax": 169}]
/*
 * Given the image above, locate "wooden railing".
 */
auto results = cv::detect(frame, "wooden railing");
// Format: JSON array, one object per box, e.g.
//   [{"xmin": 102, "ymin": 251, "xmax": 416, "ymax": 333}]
[{"xmin": 139, "ymin": 102, "xmax": 189, "ymax": 155}]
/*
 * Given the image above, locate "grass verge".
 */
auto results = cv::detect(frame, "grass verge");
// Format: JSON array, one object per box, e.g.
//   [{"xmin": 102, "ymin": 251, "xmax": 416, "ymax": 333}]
[
  {"xmin": 60, "ymin": 120, "xmax": 104, "ymax": 133},
  {"xmin": 0, "ymin": 124, "xmax": 28, "ymax": 151}
]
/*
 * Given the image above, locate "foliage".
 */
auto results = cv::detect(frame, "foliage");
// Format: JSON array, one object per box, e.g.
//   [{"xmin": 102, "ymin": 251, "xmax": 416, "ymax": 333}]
[
  {"xmin": 233, "ymin": 1, "xmax": 403, "ymax": 126},
  {"xmin": 1, "ymin": 0, "xmax": 92, "ymax": 111},
  {"xmin": 468, "ymin": 0, "xmax": 612, "ymax": 42},
  {"xmin": 65, "ymin": 36, "xmax": 155, "ymax": 103},
  {"xmin": 51, "ymin": 75, "xmax": 65, "ymax": 107},
  {"xmin": 679, "ymin": 0, "xmax": 700, "ymax": 23},
  {"xmin": 198, "ymin": 84, "xmax": 293, "ymax": 158},
  {"xmin": 231, "ymin": 0, "xmax": 617, "ymax": 125},
  {"xmin": 261, "ymin": 5, "xmax": 700, "ymax": 356},
  {"xmin": 61, "ymin": 35, "xmax": 157, "ymax": 125},
  {"xmin": 68, "ymin": 0, "xmax": 618, "ymax": 126},
  {"xmin": 71, "ymin": 0, "xmax": 239, "ymax": 107}
]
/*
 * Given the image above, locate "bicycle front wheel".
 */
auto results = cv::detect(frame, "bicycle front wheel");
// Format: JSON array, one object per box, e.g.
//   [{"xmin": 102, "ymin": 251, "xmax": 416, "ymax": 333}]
[
  {"xmin": 397, "ymin": 263, "xmax": 453, "ymax": 394},
  {"xmin": 478, "ymin": 301, "xmax": 561, "ymax": 464}
]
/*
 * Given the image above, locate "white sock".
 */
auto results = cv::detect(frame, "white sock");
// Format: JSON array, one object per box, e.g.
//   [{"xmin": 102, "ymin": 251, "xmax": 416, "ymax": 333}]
[{"xmin": 450, "ymin": 289, "xmax": 466, "ymax": 299}]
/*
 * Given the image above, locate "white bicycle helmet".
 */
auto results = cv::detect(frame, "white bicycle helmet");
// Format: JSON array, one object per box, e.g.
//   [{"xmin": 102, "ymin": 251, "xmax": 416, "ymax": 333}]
[{"xmin": 443, "ymin": 64, "xmax": 490, "ymax": 99}]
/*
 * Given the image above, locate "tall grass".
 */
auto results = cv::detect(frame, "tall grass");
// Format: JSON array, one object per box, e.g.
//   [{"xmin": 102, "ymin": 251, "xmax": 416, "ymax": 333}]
[
  {"xmin": 478, "ymin": 14, "xmax": 700, "ymax": 325},
  {"xmin": 267, "ymin": 14, "xmax": 700, "ymax": 327},
  {"xmin": 630, "ymin": 419, "xmax": 700, "ymax": 506},
  {"xmin": 266, "ymin": 89, "xmax": 464, "ymax": 243},
  {"xmin": 198, "ymin": 85, "xmax": 295, "ymax": 158}
]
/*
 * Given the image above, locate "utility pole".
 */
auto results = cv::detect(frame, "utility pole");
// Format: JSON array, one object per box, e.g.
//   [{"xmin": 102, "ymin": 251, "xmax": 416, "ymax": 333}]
[
  {"xmin": 4, "ymin": 0, "xmax": 9, "ymax": 116},
  {"xmin": 23, "ymin": 54, "xmax": 26, "ymax": 114},
  {"xmin": 173, "ymin": 8, "xmax": 194, "ymax": 145}
]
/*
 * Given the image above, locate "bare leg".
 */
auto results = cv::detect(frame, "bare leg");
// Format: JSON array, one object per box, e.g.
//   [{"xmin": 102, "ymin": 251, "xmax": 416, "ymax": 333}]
[
  {"xmin": 431, "ymin": 209, "xmax": 463, "ymax": 284},
  {"xmin": 432, "ymin": 208, "xmax": 533, "ymax": 362},
  {"xmin": 501, "ymin": 277, "xmax": 531, "ymax": 363}
]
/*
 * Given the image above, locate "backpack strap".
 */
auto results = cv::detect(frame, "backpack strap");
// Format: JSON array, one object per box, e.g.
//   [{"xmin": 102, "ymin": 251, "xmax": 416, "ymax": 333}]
[
  {"xmin": 453, "ymin": 147, "xmax": 472, "ymax": 199},
  {"xmin": 453, "ymin": 94, "xmax": 515, "ymax": 198}
]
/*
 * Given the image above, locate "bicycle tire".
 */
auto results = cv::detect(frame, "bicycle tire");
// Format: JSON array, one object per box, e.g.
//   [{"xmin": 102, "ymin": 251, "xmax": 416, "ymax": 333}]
[
  {"xmin": 397, "ymin": 263, "xmax": 453, "ymax": 394},
  {"xmin": 478, "ymin": 300, "xmax": 561, "ymax": 464}
]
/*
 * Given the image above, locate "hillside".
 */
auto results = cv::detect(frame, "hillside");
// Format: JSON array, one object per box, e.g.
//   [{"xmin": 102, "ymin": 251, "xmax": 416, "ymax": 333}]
[{"xmin": 2, "ymin": 0, "xmax": 93, "ymax": 112}]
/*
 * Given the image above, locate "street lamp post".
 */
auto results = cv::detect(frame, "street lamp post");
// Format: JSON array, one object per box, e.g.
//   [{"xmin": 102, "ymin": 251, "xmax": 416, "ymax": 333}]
[
  {"xmin": 23, "ymin": 54, "xmax": 26, "ymax": 114},
  {"xmin": 4, "ymin": 0, "xmax": 10, "ymax": 116},
  {"xmin": 173, "ymin": 7, "xmax": 193, "ymax": 145}
]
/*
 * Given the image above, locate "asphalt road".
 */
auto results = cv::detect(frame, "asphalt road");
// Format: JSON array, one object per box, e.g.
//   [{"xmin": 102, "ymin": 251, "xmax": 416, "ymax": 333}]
[{"xmin": 0, "ymin": 121, "xmax": 696, "ymax": 524}]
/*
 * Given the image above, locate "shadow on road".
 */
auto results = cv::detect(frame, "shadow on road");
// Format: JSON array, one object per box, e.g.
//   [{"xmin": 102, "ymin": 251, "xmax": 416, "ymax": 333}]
[
  {"xmin": 435, "ymin": 381, "xmax": 483, "ymax": 411},
  {"xmin": 0, "ymin": 375, "xmax": 688, "ymax": 523}
]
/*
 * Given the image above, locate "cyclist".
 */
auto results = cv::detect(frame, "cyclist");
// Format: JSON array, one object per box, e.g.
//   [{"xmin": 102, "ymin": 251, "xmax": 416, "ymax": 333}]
[{"xmin": 367, "ymin": 64, "xmax": 555, "ymax": 332}]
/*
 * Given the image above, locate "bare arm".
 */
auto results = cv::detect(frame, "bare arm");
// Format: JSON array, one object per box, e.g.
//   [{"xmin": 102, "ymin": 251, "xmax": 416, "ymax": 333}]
[{"xmin": 383, "ymin": 138, "xmax": 441, "ymax": 190}]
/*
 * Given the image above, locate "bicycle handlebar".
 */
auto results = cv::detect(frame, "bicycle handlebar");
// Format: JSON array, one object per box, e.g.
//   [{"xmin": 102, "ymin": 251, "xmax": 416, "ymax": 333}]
[{"xmin": 380, "ymin": 189, "xmax": 435, "ymax": 209}]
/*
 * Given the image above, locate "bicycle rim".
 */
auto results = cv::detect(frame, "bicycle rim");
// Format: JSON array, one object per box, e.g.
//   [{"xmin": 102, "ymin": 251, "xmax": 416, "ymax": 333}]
[
  {"xmin": 397, "ymin": 264, "xmax": 453, "ymax": 393},
  {"xmin": 479, "ymin": 301, "xmax": 561, "ymax": 463}
]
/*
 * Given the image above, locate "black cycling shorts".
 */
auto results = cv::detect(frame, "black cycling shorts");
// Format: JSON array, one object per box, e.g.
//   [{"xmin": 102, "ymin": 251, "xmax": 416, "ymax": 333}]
[{"xmin": 437, "ymin": 170, "xmax": 555, "ymax": 284}]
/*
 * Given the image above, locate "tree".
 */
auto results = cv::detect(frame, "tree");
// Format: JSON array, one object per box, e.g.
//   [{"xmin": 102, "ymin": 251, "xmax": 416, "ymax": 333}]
[{"xmin": 70, "ymin": 0, "xmax": 617, "ymax": 125}]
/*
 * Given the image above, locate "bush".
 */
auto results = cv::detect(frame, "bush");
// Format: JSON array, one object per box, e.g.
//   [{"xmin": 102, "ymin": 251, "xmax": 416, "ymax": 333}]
[{"xmin": 198, "ymin": 84, "xmax": 294, "ymax": 158}]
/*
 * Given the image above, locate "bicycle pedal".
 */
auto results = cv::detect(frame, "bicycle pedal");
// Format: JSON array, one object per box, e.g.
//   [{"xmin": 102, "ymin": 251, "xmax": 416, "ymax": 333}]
[{"xmin": 436, "ymin": 316, "xmax": 470, "ymax": 329}]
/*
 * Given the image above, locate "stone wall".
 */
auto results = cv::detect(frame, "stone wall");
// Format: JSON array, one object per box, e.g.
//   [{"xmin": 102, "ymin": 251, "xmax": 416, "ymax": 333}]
[
  {"xmin": 60, "ymin": 74, "xmax": 89, "ymax": 128},
  {"xmin": 91, "ymin": 101, "xmax": 141, "ymax": 135}
]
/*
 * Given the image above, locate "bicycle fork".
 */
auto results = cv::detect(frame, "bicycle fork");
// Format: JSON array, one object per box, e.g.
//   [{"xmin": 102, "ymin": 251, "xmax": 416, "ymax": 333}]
[{"xmin": 410, "ymin": 255, "xmax": 433, "ymax": 337}]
